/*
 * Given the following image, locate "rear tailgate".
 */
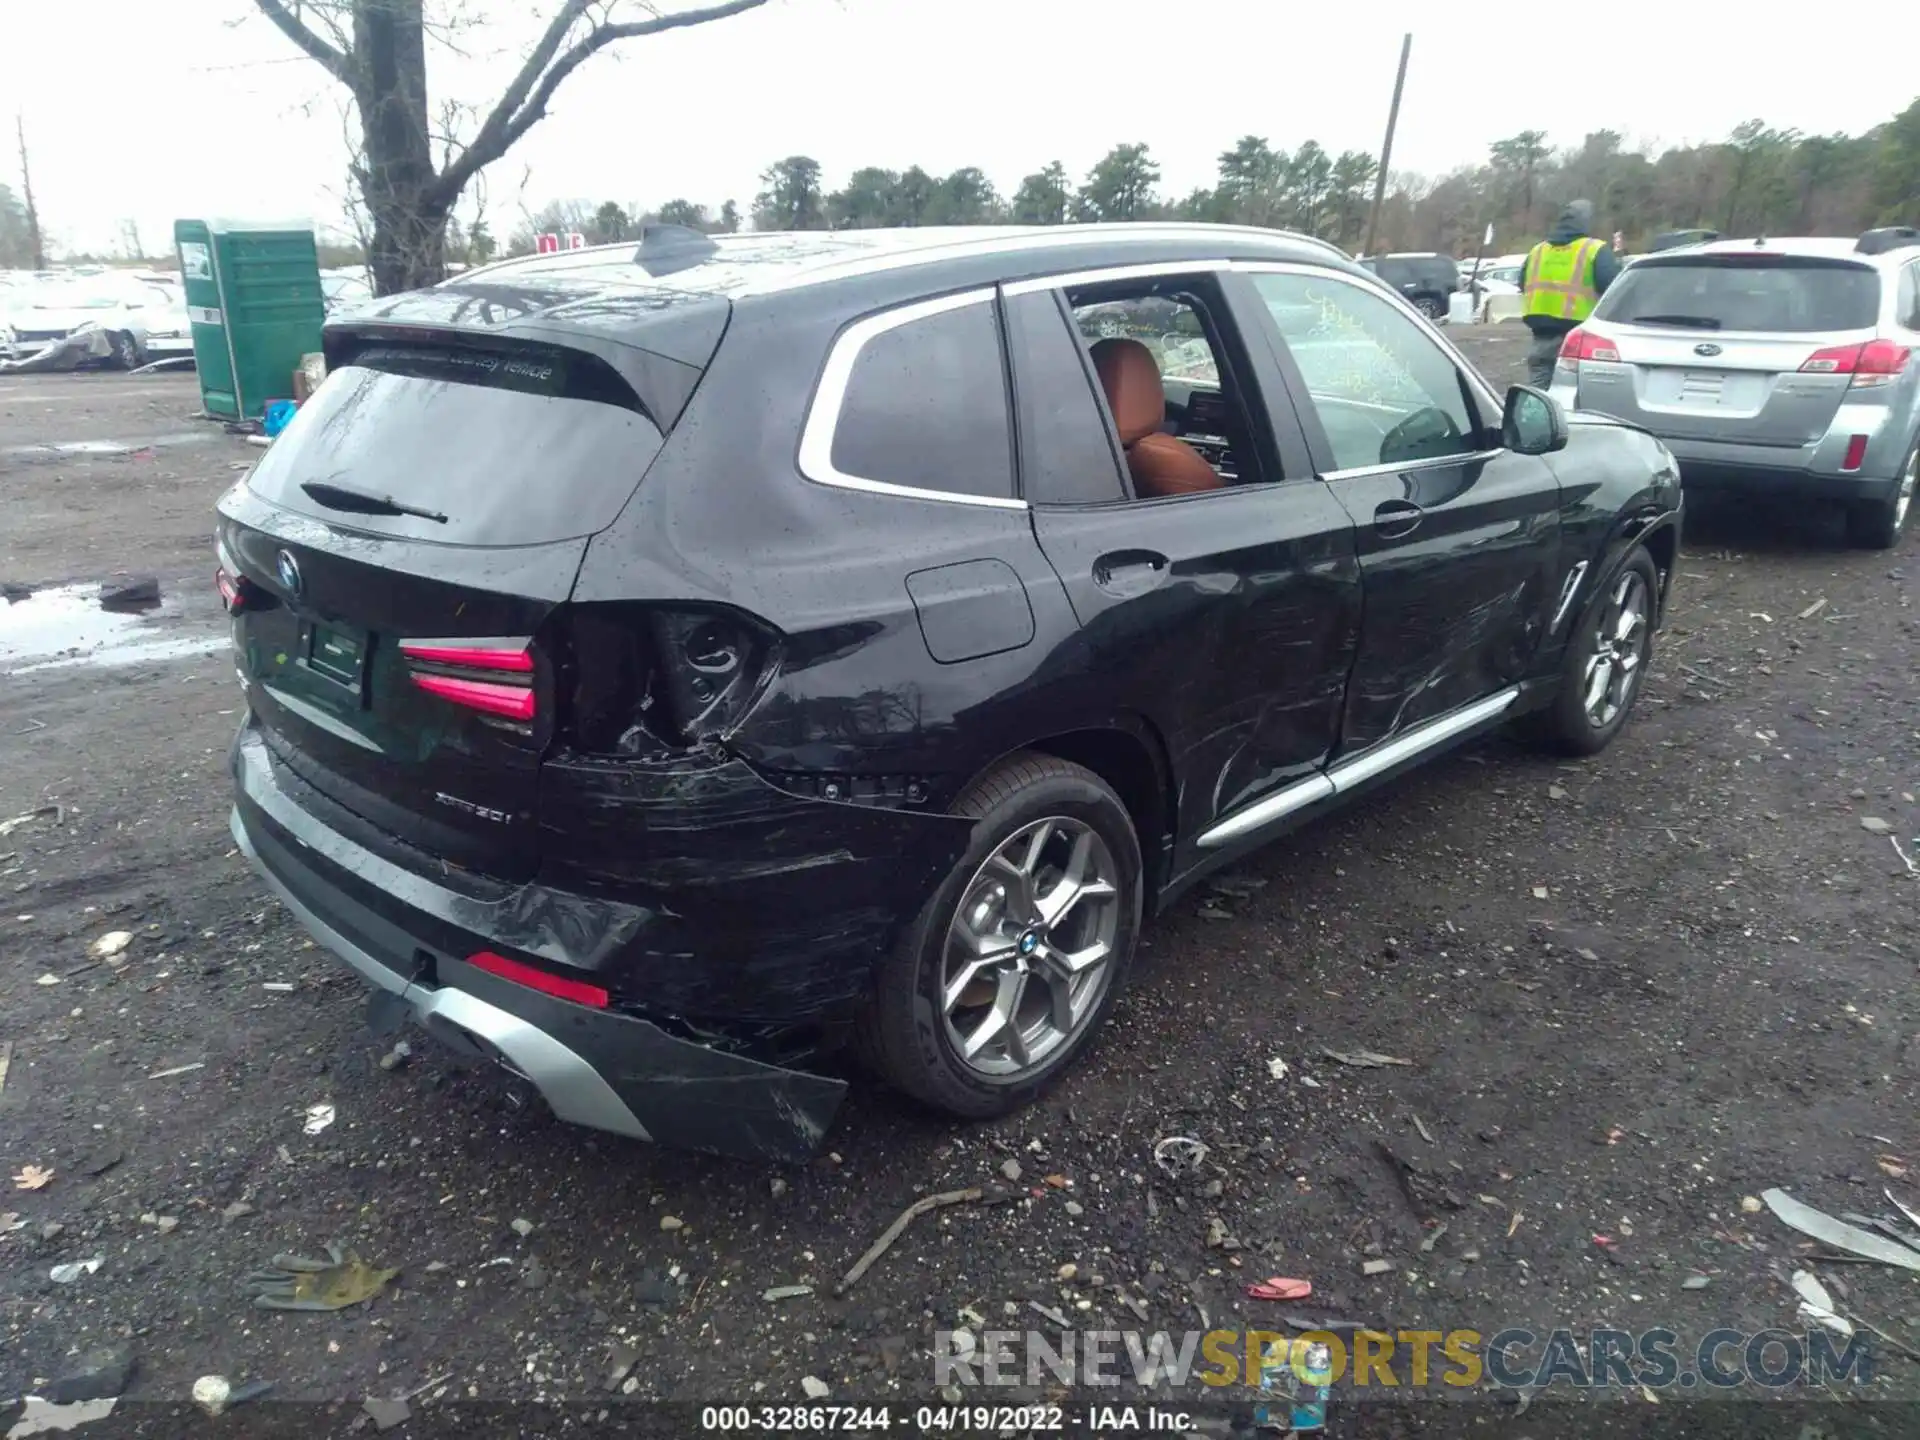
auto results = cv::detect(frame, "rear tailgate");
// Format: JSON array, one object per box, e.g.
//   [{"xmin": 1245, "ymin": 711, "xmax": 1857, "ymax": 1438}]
[
  {"xmin": 217, "ymin": 314, "xmax": 722, "ymax": 882},
  {"xmin": 1579, "ymin": 253, "xmax": 1881, "ymax": 445}
]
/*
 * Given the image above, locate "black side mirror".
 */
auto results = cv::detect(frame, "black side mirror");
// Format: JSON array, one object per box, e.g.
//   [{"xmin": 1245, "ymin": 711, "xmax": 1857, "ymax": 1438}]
[{"xmin": 1503, "ymin": 385, "xmax": 1568, "ymax": 455}]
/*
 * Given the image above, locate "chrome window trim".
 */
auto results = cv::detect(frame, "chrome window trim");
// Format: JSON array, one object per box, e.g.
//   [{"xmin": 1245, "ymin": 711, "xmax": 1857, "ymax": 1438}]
[
  {"xmin": 1321, "ymin": 448, "xmax": 1506, "ymax": 483},
  {"xmin": 1195, "ymin": 687, "xmax": 1522, "ymax": 848},
  {"xmin": 796, "ymin": 286, "xmax": 1027, "ymax": 512},
  {"xmin": 1002, "ymin": 259, "xmax": 1233, "ymax": 296}
]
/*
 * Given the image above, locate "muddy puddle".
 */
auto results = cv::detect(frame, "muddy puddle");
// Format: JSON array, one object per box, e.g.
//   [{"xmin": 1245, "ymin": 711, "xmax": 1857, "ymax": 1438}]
[{"xmin": 1, "ymin": 583, "xmax": 227, "ymax": 675}]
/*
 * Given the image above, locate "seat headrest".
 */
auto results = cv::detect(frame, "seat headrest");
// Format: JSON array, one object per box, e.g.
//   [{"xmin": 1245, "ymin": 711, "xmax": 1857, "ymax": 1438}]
[{"xmin": 1089, "ymin": 337, "xmax": 1166, "ymax": 446}]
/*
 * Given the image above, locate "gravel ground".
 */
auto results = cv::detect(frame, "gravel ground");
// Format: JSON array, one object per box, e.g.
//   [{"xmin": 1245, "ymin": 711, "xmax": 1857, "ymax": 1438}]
[{"xmin": 3, "ymin": 341, "xmax": 1919, "ymax": 1434}]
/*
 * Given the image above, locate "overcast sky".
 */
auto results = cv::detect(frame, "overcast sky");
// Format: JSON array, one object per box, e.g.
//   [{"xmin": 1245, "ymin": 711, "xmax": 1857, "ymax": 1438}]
[{"xmin": 7, "ymin": 0, "xmax": 1914, "ymax": 256}]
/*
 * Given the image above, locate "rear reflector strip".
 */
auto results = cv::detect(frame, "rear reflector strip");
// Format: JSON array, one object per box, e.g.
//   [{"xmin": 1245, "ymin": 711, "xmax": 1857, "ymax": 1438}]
[
  {"xmin": 411, "ymin": 673, "xmax": 536, "ymax": 721},
  {"xmin": 1842, "ymin": 435, "xmax": 1868, "ymax": 471},
  {"xmin": 398, "ymin": 642, "xmax": 534, "ymax": 672},
  {"xmin": 467, "ymin": 950, "xmax": 609, "ymax": 1008}
]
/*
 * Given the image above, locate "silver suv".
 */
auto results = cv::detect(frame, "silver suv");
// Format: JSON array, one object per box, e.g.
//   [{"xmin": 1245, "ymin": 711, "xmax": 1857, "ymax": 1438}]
[{"xmin": 1549, "ymin": 227, "xmax": 1920, "ymax": 548}]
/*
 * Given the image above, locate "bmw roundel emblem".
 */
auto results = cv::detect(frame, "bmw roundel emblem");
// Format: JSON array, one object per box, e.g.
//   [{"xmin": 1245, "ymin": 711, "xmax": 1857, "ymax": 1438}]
[
  {"xmin": 276, "ymin": 549, "xmax": 303, "ymax": 597},
  {"xmin": 1693, "ymin": 342, "xmax": 1722, "ymax": 357}
]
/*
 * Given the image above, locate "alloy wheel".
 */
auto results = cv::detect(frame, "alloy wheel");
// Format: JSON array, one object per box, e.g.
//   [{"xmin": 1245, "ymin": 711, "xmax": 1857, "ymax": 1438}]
[
  {"xmin": 1581, "ymin": 568, "xmax": 1650, "ymax": 730},
  {"xmin": 940, "ymin": 816, "xmax": 1121, "ymax": 1079}
]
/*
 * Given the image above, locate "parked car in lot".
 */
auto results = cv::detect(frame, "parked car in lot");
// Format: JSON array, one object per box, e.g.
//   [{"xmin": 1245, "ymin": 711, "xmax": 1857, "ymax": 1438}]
[
  {"xmin": 1550, "ymin": 228, "xmax": 1920, "ymax": 547},
  {"xmin": 0, "ymin": 277, "xmax": 180, "ymax": 367},
  {"xmin": 216, "ymin": 223, "xmax": 1682, "ymax": 1160},
  {"xmin": 1357, "ymin": 252, "xmax": 1462, "ymax": 320}
]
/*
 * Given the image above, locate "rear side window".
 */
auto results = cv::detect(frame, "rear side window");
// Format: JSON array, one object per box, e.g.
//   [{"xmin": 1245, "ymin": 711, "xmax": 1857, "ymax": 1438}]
[
  {"xmin": 1594, "ymin": 257, "xmax": 1881, "ymax": 332},
  {"xmin": 824, "ymin": 297, "xmax": 1014, "ymax": 501},
  {"xmin": 1003, "ymin": 289, "xmax": 1126, "ymax": 505},
  {"xmin": 244, "ymin": 345, "xmax": 665, "ymax": 546}
]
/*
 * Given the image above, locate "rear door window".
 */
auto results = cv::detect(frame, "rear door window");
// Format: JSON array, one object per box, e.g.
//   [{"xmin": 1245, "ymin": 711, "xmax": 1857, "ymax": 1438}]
[
  {"xmin": 824, "ymin": 296, "xmax": 1015, "ymax": 501},
  {"xmin": 1003, "ymin": 289, "xmax": 1127, "ymax": 505},
  {"xmin": 1593, "ymin": 257, "xmax": 1881, "ymax": 332},
  {"xmin": 243, "ymin": 345, "xmax": 666, "ymax": 546}
]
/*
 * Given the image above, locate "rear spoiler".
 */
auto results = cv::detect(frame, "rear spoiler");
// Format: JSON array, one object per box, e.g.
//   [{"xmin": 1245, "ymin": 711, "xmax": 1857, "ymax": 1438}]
[{"xmin": 323, "ymin": 285, "xmax": 730, "ymax": 432}]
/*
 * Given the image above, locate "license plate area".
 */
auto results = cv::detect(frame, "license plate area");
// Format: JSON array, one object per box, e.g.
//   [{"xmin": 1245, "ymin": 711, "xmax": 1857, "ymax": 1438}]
[{"xmin": 303, "ymin": 620, "xmax": 369, "ymax": 696}]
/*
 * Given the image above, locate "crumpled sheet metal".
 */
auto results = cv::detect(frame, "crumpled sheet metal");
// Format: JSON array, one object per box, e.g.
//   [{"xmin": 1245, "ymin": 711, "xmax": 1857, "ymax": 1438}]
[{"xmin": 0, "ymin": 330, "xmax": 113, "ymax": 374}]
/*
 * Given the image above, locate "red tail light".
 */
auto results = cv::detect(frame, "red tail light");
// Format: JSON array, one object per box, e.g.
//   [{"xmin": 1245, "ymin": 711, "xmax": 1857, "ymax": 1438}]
[
  {"xmin": 400, "ymin": 639, "xmax": 536, "ymax": 722},
  {"xmin": 1801, "ymin": 339, "xmax": 1911, "ymax": 389},
  {"xmin": 1559, "ymin": 328, "xmax": 1620, "ymax": 364},
  {"xmin": 215, "ymin": 568, "xmax": 243, "ymax": 613},
  {"xmin": 467, "ymin": 950, "xmax": 608, "ymax": 1008}
]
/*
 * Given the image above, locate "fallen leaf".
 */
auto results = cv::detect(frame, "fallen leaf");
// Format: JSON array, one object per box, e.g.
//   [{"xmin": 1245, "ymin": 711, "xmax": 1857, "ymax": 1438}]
[
  {"xmin": 1507, "ymin": 1210, "xmax": 1524, "ymax": 1238},
  {"xmin": 1879, "ymin": 1157, "xmax": 1909, "ymax": 1179},
  {"xmin": 13, "ymin": 1164, "xmax": 54, "ymax": 1191},
  {"xmin": 1043, "ymin": 1174, "xmax": 1069, "ymax": 1189}
]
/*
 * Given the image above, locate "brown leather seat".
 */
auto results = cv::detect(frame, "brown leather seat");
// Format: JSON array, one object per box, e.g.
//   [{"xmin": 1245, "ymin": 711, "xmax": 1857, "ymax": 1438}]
[{"xmin": 1089, "ymin": 338, "xmax": 1224, "ymax": 498}]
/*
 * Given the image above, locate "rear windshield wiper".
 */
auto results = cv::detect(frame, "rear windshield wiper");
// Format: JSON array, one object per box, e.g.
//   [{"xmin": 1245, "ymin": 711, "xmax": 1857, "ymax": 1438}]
[
  {"xmin": 300, "ymin": 480, "xmax": 448, "ymax": 523},
  {"xmin": 1626, "ymin": 313, "xmax": 1723, "ymax": 330}
]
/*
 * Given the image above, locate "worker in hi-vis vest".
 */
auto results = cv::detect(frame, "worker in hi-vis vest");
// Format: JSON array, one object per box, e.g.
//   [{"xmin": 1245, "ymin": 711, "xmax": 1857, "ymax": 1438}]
[{"xmin": 1521, "ymin": 198, "xmax": 1622, "ymax": 387}]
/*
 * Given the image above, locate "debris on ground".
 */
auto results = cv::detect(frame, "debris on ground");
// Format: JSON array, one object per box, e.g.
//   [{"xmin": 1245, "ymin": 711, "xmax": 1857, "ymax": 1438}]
[
  {"xmin": 836, "ymin": 1186, "xmax": 1011, "ymax": 1295},
  {"xmin": 1791, "ymin": 1269, "xmax": 1854, "ymax": 1337},
  {"xmin": 192, "ymin": 1377, "xmax": 230, "ymax": 1418},
  {"xmin": 40, "ymin": 1344, "xmax": 135, "ymax": 1405},
  {"xmin": 1797, "ymin": 597, "xmax": 1828, "ymax": 620},
  {"xmin": 49, "ymin": 1257, "xmax": 103, "ymax": 1284},
  {"xmin": 146, "ymin": 1062, "xmax": 203, "ymax": 1080},
  {"xmin": 377, "ymin": 1041, "xmax": 412, "ymax": 1071},
  {"xmin": 98, "ymin": 578, "xmax": 160, "ymax": 611},
  {"xmin": 801, "ymin": 1377, "xmax": 831, "ymax": 1400},
  {"xmin": 659, "ymin": 1214, "xmax": 684, "ymax": 1232},
  {"xmin": 1246, "ymin": 1276, "xmax": 1313, "ymax": 1301},
  {"xmin": 763, "ymin": 1284, "xmax": 813, "ymax": 1301},
  {"xmin": 0, "ymin": 806, "xmax": 61, "ymax": 838},
  {"xmin": 13, "ymin": 1164, "xmax": 54, "ymax": 1191},
  {"xmin": 1152, "ymin": 1136, "xmax": 1210, "ymax": 1179},
  {"xmin": 1682, "ymin": 1274, "xmax": 1712, "ymax": 1291},
  {"xmin": 302, "ymin": 1103, "xmax": 334, "ymax": 1136},
  {"xmin": 999, "ymin": 1158, "xmax": 1022, "ymax": 1182},
  {"xmin": 1267, "ymin": 1056, "xmax": 1289, "ymax": 1081},
  {"xmin": 362, "ymin": 1397, "xmax": 411, "ymax": 1432},
  {"xmin": 1031, "ymin": 1300, "xmax": 1071, "ymax": 1327},
  {"xmin": 88, "ymin": 931, "xmax": 132, "ymax": 960},
  {"xmin": 78, "ymin": 1149, "xmax": 121, "ymax": 1179},
  {"xmin": 0, "ymin": 1041, "xmax": 10, "ymax": 1094},
  {"xmin": 1321, "ymin": 1047, "xmax": 1413, "ymax": 1068},
  {"xmin": 1886, "ymin": 1188, "xmax": 1920, "ymax": 1233},
  {"xmin": 1420, "ymin": 1224, "xmax": 1449, "ymax": 1253},
  {"xmin": 604, "ymin": 1345, "xmax": 641, "ymax": 1392},
  {"xmin": 243, "ymin": 1243, "xmax": 400, "ymax": 1311},
  {"xmin": 1410, "ymin": 1113, "xmax": 1435, "ymax": 1144},
  {"xmin": 510, "ymin": 1218, "xmax": 534, "ymax": 1238},
  {"xmin": 6, "ymin": 1398, "xmax": 119, "ymax": 1438},
  {"xmin": 1761, "ymin": 1188, "xmax": 1920, "ymax": 1272},
  {"xmin": 1361, "ymin": 1258, "xmax": 1395, "ymax": 1276},
  {"xmin": 1860, "ymin": 816, "xmax": 1893, "ymax": 835}
]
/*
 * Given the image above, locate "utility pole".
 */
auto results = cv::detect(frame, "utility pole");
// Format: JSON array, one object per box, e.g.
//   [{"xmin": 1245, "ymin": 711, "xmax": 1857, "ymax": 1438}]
[
  {"xmin": 17, "ymin": 112, "xmax": 45, "ymax": 270},
  {"xmin": 1362, "ymin": 33, "xmax": 1412, "ymax": 260}
]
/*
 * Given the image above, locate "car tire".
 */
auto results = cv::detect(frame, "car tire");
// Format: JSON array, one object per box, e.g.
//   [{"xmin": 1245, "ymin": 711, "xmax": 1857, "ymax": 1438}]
[
  {"xmin": 1522, "ymin": 546, "xmax": 1659, "ymax": 758},
  {"xmin": 857, "ymin": 752, "xmax": 1142, "ymax": 1120},
  {"xmin": 110, "ymin": 331, "xmax": 143, "ymax": 370},
  {"xmin": 1413, "ymin": 294, "xmax": 1444, "ymax": 320},
  {"xmin": 1844, "ymin": 445, "xmax": 1916, "ymax": 550}
]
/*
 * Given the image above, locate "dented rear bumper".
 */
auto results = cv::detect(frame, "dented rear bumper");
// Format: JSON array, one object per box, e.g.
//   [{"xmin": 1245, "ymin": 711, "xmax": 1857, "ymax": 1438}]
[{"xmin": 228, "ymin": 723, "xmax": 970, "ymax": 1161}]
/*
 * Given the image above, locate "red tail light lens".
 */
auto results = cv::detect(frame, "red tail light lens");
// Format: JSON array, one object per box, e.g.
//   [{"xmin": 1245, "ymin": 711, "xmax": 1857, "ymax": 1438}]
[
  {"xmin": 216, "ymin": 568, "xmax": 243, "ymax": 613},
  {"xmin": 398, "ymin": 642, "xmax": 534, "ymax": 672},
  {"xmin": 1801, "ymin": 340, "xmax": 1911, "ymax": 389},
  {"xmin": 411, "ymin": 673, "xmax": 535, "ymax": 721},
  {"xmin": 466, "ymin": 950, "xmax": 608, "ymax": 1008},
  {"xmin": 400, "ymin": 639, "xmax": 536, "ymax": 722},
  {"xmin": 1559, "ymin": 328, "xmax": 1620, "ymax": 364}
]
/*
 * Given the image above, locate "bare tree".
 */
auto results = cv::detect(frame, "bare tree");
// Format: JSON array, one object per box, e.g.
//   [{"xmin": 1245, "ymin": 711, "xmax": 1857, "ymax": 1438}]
[{"xmin": 252, "ymin": 0, "xmax": 769, "ymax": 294}]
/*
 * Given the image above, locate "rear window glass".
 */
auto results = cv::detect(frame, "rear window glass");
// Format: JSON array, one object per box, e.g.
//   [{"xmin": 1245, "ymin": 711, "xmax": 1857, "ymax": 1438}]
[
  {"xmin": 828, "ymin": 299, "xmax": 1014, "ymax": 501},
  {"xmin": 1594, "ymin": 257, "xmax": 1881, "ymax": 333},
  {"xmin": 244, "ymin": 349, "xmax": 664, "ymax": 546}
]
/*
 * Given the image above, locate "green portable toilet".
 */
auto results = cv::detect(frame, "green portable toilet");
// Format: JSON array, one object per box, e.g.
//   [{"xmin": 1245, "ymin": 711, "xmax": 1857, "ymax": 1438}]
[{"xmin": 173, "ymin": 219, "xmax": 326, "ymax": 422}]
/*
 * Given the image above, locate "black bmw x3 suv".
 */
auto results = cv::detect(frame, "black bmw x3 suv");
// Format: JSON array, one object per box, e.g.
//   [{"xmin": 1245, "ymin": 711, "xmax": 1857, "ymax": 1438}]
[{"xmin": 217, "ymin": 223, "xmax": 1682, "ymax": 1162}]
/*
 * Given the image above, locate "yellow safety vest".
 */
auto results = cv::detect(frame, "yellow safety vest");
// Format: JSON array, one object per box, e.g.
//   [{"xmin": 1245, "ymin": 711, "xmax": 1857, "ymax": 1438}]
[{"xmin": 1522, "ymin": 238, "xmax": 1602, "ymax": 322}]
